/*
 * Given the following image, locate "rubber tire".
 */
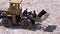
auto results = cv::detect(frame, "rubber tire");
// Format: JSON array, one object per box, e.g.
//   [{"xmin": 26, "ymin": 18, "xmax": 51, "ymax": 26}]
[
  {"xmin": 20, "ymin": 19, "xmax": 32, "ymax": 29},
  {"xmin": 2, "ymin": 18, "xmax": 12, "ymax": 27}
]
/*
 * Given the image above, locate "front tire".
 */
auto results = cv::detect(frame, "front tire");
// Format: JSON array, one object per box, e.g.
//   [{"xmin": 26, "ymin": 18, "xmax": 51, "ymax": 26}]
[{"xmin": 20, "ymin": 19, "xmax": 32, "ymax": 29}]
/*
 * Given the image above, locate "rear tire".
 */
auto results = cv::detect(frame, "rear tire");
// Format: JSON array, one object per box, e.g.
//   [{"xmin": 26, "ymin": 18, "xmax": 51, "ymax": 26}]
[{"xmin": 2, "ymin": 18, "xmax": 12, "ymax": 27}]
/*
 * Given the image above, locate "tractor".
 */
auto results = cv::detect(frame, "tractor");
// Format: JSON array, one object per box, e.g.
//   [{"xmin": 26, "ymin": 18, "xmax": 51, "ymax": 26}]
[{"xmin": 0, "ymin": 0, "xmax": 49, "ymax": 29}]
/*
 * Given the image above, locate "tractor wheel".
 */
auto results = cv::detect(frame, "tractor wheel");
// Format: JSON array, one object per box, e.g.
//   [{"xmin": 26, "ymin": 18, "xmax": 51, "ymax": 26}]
[
  {"xmin": 2, "ymin": 18, "xmax": 12, "ymax": 27},
  {"xmin": 20, "ymin": 19, "xmax": 32, "ymax": 29}
]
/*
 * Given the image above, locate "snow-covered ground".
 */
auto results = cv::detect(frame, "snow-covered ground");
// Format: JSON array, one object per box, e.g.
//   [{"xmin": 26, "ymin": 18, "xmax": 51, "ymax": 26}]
[{"xmin": 0, "ymin": 0, "xmax": 60, "ymax": 34}]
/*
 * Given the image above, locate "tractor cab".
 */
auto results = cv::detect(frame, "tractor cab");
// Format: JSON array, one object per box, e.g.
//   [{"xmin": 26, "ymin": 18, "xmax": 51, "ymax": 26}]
[{"xmin": 8, "ymin": 0, "xmax": 22, "ymax": 16}]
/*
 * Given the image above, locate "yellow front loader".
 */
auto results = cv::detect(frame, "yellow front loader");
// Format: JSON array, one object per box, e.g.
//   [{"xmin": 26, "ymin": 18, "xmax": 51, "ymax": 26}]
[{"xmin": 0, "ymin": 0, "xmax": 49, "ymax": 29}]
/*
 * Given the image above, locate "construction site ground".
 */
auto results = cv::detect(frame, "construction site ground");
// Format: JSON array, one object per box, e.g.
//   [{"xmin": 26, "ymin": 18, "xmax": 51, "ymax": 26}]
[{"xmin": 0, "ymin": 0, "xmax": 60, "ymax": 34}]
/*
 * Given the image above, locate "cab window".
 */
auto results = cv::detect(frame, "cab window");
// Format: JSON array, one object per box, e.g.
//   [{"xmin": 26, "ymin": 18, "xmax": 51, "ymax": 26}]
[{"xmin": 11, "ymin": 4, "xmax": 20, "ymax": 10}]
